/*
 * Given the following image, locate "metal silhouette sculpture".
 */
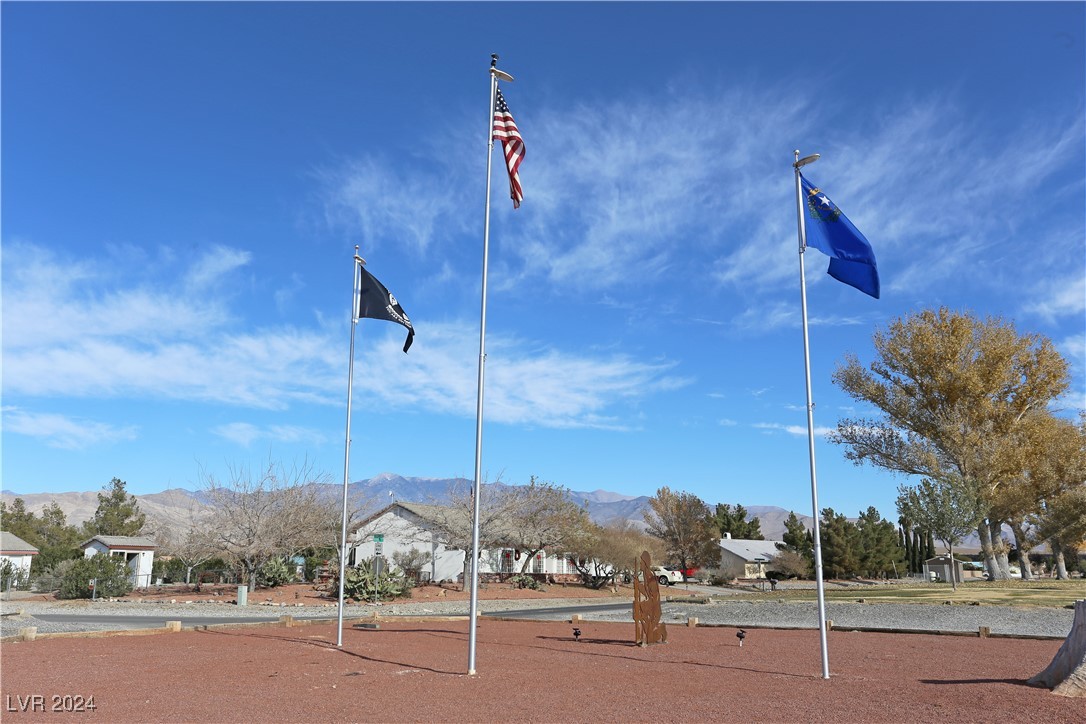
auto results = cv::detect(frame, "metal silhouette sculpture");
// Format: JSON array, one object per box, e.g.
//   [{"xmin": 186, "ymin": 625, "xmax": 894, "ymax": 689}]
[{"xmin": 632, "ymin": 551, "xmax": 667, "ymax": 646}]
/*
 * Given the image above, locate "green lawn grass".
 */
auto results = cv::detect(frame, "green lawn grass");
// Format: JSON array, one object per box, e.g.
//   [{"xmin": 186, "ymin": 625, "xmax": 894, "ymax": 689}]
[{"xmin": 742, "ymin": 579, "xmax": 1084, "ymax": 608}]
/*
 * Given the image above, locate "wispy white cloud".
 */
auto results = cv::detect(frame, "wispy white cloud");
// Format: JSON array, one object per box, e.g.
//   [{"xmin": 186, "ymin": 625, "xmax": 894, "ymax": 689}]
[
  {"xmin": 315, "ymin": 81, "xmax": 1083, "ymax": 347},
  {"xmin": 4, "ymin": 243, "xmax": 686, "ymax": 430},
  {"xmin": 211, "ymin": 422, "xmax": 328, "ymax": 448},
  {"xmin": 184, "ymin": 246, "xmax": 251, "ymax": 291},
  {"xmin": 753, "ymin": 422, "xmax": 833, "ymax": 437},
  {"xmin": 358, "ymin": 321, "xmax": 691, "ymax": 430},
  {"xmin": 1024, "ymin": 274, "xmax": 1086, "ymax": 322},
  {"xmin": 317, "ymin": 157, "xmax": 470, "ymax": 255},
  {"xmin": 2, "ymin": 407, "xmax": 138, "ymax": 450}
]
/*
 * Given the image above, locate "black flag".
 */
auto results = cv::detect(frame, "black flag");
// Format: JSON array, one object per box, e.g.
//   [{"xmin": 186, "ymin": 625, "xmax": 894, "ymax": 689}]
[{"xmin": 358, "ymin": 265, "xmax": 414, "ymax": 353}]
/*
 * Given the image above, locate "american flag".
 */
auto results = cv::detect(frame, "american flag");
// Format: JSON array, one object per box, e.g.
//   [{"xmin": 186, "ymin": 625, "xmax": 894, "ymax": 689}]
[{"xmin": 492, "ymin": 88, "xmax": 524, "ymax": 208}]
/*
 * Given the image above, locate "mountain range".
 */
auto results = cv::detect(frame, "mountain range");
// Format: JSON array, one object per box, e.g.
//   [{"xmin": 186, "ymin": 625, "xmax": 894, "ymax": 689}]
[{"xmin": 1, "ymin": 473, "xmax": 814, "ymax": 540}]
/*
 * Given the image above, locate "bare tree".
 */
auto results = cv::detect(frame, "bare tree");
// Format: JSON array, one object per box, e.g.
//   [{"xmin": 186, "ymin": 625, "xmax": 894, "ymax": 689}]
[
  {"xmin": 502, "ymin": 477, "xmax": 592, "ymax": 573},
  {"xmin": 141, "ymin": 497, "xmax": 216, "ymax": 585},
  {"xmin": 416, "ymin": 477, "xmax": 516, "ymax": 587},
  {"xmin": 567, "ymin": 520, "xmax": 662, "ymax": 589},
  {"xmin": 201, "ymin": 460, "xmax": 340, "ymax": 590}
]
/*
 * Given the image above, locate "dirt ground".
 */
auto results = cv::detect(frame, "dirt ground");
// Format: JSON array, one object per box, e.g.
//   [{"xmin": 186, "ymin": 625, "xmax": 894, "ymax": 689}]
[{"xmin": 1, "ymin": 619, "xmax": 1080, "ymax": 723}]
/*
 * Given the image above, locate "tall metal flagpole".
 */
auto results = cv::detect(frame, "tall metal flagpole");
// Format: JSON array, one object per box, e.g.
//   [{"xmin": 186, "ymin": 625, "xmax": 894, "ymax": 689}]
[
  {"xmin": 467, "ymin": 54, "xmax": 512, "ymax": 676},
  {"xmin": 336, "ymin": 247, "xmax": 362, "ymax": 648},
  {"xmin": 793, "ymin": 150, "xmax": 831, "ymax": 680}
]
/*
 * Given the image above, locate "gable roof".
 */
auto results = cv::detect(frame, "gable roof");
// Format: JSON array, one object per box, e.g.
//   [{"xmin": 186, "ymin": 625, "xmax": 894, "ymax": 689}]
[
  {"xmin": 717, "ymin": 538, "xmax": 784, "ymax": 562},
  {"xmin": 353, "ymin": 502, "xmax": 519, "ymax": 544},
  {"xmin": 80, "ymin": 535, "xmax": 157, "ymax": 550},
  {"xmin": 354, "ymin": 502, "xmax": 456, "ymax": 530},
  {"xmin": 1, "ymin": 531, "xmax": 39, "ymax": 554}
]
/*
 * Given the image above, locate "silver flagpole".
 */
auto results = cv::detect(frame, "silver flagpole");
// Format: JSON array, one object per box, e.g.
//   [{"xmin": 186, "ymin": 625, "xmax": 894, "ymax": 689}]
[
  {"xmin": 793, "ymin": 150, "xmax": 831, "ymax": 679},
  {"xmin": 336, "ymin": 247, "xmax": 363, "ymax": 648},
  {"xmin": 467, "ymin": 53, "xmax": 510, "ymax": 676}
]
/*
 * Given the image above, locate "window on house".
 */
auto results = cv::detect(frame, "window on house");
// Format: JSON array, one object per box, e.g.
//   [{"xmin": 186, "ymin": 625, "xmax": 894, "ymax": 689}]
[{"xmin": 532, "ymin": 553, "xmax": 544, "ymax": 574}]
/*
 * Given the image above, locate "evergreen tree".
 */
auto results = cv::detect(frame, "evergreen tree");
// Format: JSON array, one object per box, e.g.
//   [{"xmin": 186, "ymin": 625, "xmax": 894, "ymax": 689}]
[
  {"xmin": 925, "ymin": 530, "xmax": 936, "ymax": 560},
  {"xmin": 31, "ymin": 503, "xmax": 82, "ymax": 570},
  {"xmin": 780, "ymin": 512, "xmax": 813, "ymax": 557},
  {"xmin": 911, "ymin": 529, "xmax": 922, "ymax": 572},
  {"xmin": 711, "ymin": 503, "xmax": 764, "ymax": 540},
  {"xmin": 899, "ymin": 518, "xmax": 912, "ymax": 573},
  {"xmin": 82, "ymin": 478, "xmax": 146, "ymax": 537},
  {"xmin": 855, "ymin": 507, "xmax": 904, "ymax": 577},
  {"xmin": 0, "ymin": 499, "xmax": 37, "ymax": 541},
  {"xmin": 1, "ymin": 499, "xmax": 82, "ymax": 574},
  {"xmin": 819, "ymin": 508, "xmax": 861, "ymax": 578}
]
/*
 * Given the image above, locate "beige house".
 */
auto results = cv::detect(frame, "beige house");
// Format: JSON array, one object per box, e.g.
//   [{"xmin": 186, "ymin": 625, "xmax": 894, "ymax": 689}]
[{"xmin": 717, "ymin": 537, "xmax": 785, "ymax": 579}]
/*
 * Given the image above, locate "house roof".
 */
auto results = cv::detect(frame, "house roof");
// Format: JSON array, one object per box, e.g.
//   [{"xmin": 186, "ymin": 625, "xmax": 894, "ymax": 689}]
[
  {"xmin": 717, "ymin": 538, "xmax": 785, "ymax": 562},
  {"xmin": 1, "ymin": 531, "xmax": 39, "ymax": 555},
  {"xmin": 353, "ymin": 502, "xmax": 456, "ymax": 530},
  {"xmin": 353, "ymin": 502, "xmax": 519, "ymax": 543},
  {"xmin": 80, "ymin": 535, "xmax": 157, "ymax": 550}
]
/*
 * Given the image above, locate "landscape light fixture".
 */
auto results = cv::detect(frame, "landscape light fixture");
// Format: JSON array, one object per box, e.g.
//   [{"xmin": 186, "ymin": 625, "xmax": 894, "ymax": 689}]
[{"xmin": 794, "ymin": 152, "xmax": 820, "ymax": 169}]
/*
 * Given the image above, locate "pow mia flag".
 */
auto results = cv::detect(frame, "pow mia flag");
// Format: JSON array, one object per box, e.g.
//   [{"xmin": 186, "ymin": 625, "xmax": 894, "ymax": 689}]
[{"xmin": 357, "ymin": 264, "xmax": 415, "ymax": 353}]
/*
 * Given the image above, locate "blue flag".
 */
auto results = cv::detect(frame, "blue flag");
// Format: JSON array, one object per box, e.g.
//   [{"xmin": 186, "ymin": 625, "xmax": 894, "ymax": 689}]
[{"xmin": 800, "ymin": 174, "xmax": 880, "ymax": 299}]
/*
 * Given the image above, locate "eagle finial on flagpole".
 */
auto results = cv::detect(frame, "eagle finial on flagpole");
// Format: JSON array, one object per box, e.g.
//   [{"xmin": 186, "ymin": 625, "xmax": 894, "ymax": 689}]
[{"xmin": 490, "ymin": 53, "xmax": 514, "ymax": 82}]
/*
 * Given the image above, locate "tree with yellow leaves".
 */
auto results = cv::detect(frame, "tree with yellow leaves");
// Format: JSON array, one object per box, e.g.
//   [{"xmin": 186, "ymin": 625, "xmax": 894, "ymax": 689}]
[{"xmin": 831, "ymin": 307, "xmax": 1072, "ymax": 580}]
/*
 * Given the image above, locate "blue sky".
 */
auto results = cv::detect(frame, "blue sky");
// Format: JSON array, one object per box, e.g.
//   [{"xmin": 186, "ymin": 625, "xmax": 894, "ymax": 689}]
[{"xmin": 3, "ymin": 2, "xmax": 1084, "ymax": 524}]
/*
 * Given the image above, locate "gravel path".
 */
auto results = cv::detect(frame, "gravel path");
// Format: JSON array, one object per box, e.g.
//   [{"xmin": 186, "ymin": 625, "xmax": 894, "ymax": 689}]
[{"xmin": 2, "ymin": 596, "xmax": 1074, "ymax": 639}]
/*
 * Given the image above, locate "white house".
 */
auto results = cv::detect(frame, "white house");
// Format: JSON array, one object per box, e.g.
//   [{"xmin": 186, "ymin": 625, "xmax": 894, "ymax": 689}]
[
  {"xmin": 81, "ymin": 535, "xmax": 158, "ymax": 587},
  {"xmin": 1, "ymin": 531, "xmax": 39, "ymax": 585},
  {"xmin": 349, "ymin": 502, "xmax": 577, "ymax": 583},
  {"xmin": 717, "ymin": 537, "xmax": 786, "ymax": 579}
]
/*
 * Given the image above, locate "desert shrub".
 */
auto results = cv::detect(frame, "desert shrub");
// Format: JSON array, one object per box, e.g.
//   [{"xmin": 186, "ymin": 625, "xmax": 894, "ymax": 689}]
[
  {"xmin": 32, "ymin": 558, "xmax": 79, "ymax": 592},
  {"xmin": 338, "ymin": 558, "xmax": 410, "ymax": 602},
  {"xmin": 1, "ymin": 559, "xmax": 30, "ymax": 591},
  {"xmin": 770, "ymin": 549, "xmax": 811, "ymax": 579},
  {"xmin": 57, "ymin": 555, "xmax": 133, "ymax": 599},
  {"xmin": 509, "ymin": 573, "xmax": 543, "ymax": 590},
  {"xmin": 304, "ymin": 548, "xmax": 337, "ymax": 582},
  {"xmin": 258, "ymin": 557, "xmax": 296, "ymax": 588},
  {"xmin": 153, "ymin": 557, "xmax": 193, "ymax": 584},
  {"xmin": 391, "ymin": 548, "xmax": 433, "ymax": 582}
]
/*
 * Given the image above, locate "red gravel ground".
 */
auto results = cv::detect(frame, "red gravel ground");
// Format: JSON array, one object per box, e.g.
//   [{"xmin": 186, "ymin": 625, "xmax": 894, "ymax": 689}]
[{"xmin": 1, "ymin": 619, "xmax": 1080, "ymax": 723}]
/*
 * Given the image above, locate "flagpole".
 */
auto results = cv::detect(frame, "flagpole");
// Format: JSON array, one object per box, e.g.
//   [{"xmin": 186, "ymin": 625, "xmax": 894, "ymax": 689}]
[
  {"xmin": 793, "ymin": 150, "xmax": 831, "ymax": 680},
  {"xmin": 336, "ymin": 246, "xmax": 362, "ymax": 648},
  {"xmin": 467, "ymin": 54, "xmax": 503, "ymax": 676}
]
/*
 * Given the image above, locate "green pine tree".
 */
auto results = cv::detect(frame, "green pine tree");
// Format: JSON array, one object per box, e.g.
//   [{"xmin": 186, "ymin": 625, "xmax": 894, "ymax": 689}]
[
  {"xmin": 82, "ymin": 478, "xmax": 146, "ymax": 537},
  {"xmin": 819, "ymin": 508, "xmax": 861, "ymax": 578},
  {"xmin": 711, "ymin": 503, "xmax": 765, "ymax": 540}
]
